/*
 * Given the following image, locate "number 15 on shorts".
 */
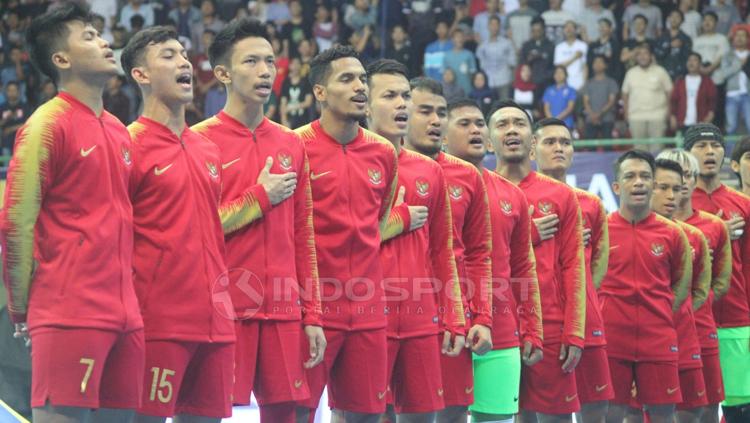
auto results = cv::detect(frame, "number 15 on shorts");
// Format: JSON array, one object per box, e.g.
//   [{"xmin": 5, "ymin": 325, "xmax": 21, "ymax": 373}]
[{"xmin": 149, "ymin": 367, "xmax": 175, "ymax": 404}]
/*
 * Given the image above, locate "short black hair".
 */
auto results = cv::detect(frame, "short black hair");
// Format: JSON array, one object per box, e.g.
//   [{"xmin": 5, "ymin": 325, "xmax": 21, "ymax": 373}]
[
  {"xmin": 614, "ymin": 149, "xmax": 655, "ymax": 180},
  {"xmin": 592, "ymin": 54, "xmax": 609, "ymax": 66},
  {"xmin": 366, "ymin": 59, "xmax": 408, "ymax": 87},
  {"xmin": 598, "ymin": 17, "xmax": 613, "ymax": 27},
  {"xmin": 121, "ymin": 26, "xmax": 180, "ymax": 85},
  {"xmin": 489, "ymin": 15, "xmax": 501, "ymax": 24},
  {"xmin": 410, "ymin": 76, "xmax": 443, "ymax": 96},
  {"xmin": 5, "ymin": 80, "xmax": 20, "ymax": 90},
  {"xmin": 554, "ymin": 64, "xmax": 568, "ymax": 77},
  {"xmin": 669, "ymin": 8, "xmax": 684, "ymax": 22},
  {"xmin": 638, "ymin": 41, "xmax": 653, "ymax": 53},
  {"xmin": 490, "ymin": 99, "xmax": 532, "ymax": 126},
  {"xmin": 688, "ymin": 51, "xmax": 702, "ymax": 62},
  {"xmin": 26, "ymin": 2, "xmax": 93, "ymax": 84},
  {"xmin": 703, "ymin": 11, "xmax": 718, "ymax": 22},
  {"xmin": 533, "ymin": 117, "xmax": 568, "ymax": 133},
  {"xmin": 208, "ymin": 17, "xmax": 268, "ymax": 67},
  {"xmin": 654, "ymin": 158, "xmax": 684, "ymax": 182},
  {"xmin": 633, "ymin": 13, "xmax": 648, "ymax": 24},
  {"xmin": 130, "ymin": 13, "xmax": 145, "ymax": 28},
  {"xmin": 531, "ymin": 16, "xmax": 545, "ymax": 27},
  {"xmin": 731, "ymin": 137, "xmax": 750, "ymax": 186},
  {"xmin": 447, "ymin": 98, "xmax": 482, "ymax": 116},
  {"xmin": 309, "ymin": 44, "xmax": 360, "ymax": 87}
]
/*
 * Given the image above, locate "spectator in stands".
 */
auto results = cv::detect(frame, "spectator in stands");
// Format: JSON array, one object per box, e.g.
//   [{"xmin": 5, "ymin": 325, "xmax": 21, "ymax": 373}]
[
  {"xmin": 622, "ymin": 43, "xmax": 673, "ymax": 149},
  {"xmin": 694, "ymin": 11, "xmax": 730, "ymax": 76},
  {"xmin": 542, "ymin": 0, "xmax": 573, "ymax": 44},
  {"xmin": 714, "ymin": 28, "xmax": 750, "ymax": 134},
  {"xmin": 679, "ymin": 0, "xmax": 702, "ymax": 40},
  {"xmin": 89, "ymin": 0, "xmax": 119, "ymax": 38},
  {"xmin": 0, "ymin": 47, "xmax": 27, "ymax": 100},
  {"xmin": 0, "ymin": 81, "xmax": 27, "ymax": 155},
  {"xmin": 103, "ymin": 75, "xmax": 130, "ymax": 125},
  {"xmin": 554, "ymin": 20, "xmax": 588, "ymax": 90},
  {"xmin": 521, "ymin": 17, "xmax": 556, "ymax": 97},
  {"xmin": 345, "ymin": 0, "xmax": 379, "ymax": 33},
  {"xmin": 169, "ymin": 0, "xmax": 201, "ymax": 40},
  {"xmin": 91, "ymin": 13, "xmax": 113, "ymax": 44},
  {"xmin": 281, "ymin": 0, "xmax": 311, "ymax": 58},
  {"xmin": 386, "ymin": 25, "xmax": 417, "ymax": 78},
  {"xmin": 477, "ymin": 15, "xmax": 516, "ymax": 99},
  {"xmin": 705, "ymin": 0, "xmax": 741, "ymax": 36},
  {"xmin": 469, "ymin": 71, "xmax": 497, "ymax": 118},
  {"xmin": 266, "ymin": 0, "xmax": 291, "ymax": 26},
  {"xmin": 424, "ymin": 21, "xmax": 453, "ymax": 82},
  {"xmin": 655, "ymin": 9, "xmax": 692, "ymax": 80},
  {"xmin": 129, "ymin": 14, "xmax": 146, "ymax": 38},
  {"xmin": 588, "ymin": 18, "xmax": 621, "ymax": 82},
  {"xmin": 513, "ymin": 63, "xmax": 538, "ymax": 118},
  {"xmin": 191, "ymin": 0, "xmax": 225, "ymax": 54},
  {"xmin": 38, "ymin": 79, "xmax": 57, "ymax": 105},
  {"xmin": 442, "ymin": 68, "xmax": 466, "ymax": 103},
  {"xmin": 582, "ymin": 55, "xmax": 619, "ymax": 139},
  {"xmin": 2, "ymin": 10, "xmax": 23, "ymax": 48},
  {"xmin": 192, "ymin": 29, "xmax": 218, "ymax": 108},
  {"xmin": 444, "ymin": 28, "xmax": 477, "ymax": 95},
  {"xmin": 350, "ymin": 26, "xmax": 379, "ymax": 64},
  {"xmin": 280, "ymin": 57, "xmax": 314, "ymax": 130},
  {"xmin": 313, "ymin": 4, "xmax": 338, "ymax": 52},
  {"xmin": 621, "ymin": 15, "xmax": 655, "ymax": 71},
  {"xmin": 297, "ymin": 38, "xmax": 314, "ymax": 78},
  {"xmin": 622, "ymin": 0, "xmax": 662, "ymax": 40},
  {"xmin": 507, "ymin": 0, "xmax": 539, "ymax": 52},
  {"xmin": 204, "ymin": 83, "xmax": 226, "ymax": 119},
  {"xmin": 119, "ymin": 0, "xmax": 154, "ymax": 31},
  {"xmin": 670, "ymin": 52, "xmax": 717, "ymax": 133},
  {"xmin": 111, "ymin": 24, "xmax": 127, "ymax": 75},
  {"xmin": 474, "ymin": 0, "xmax": 504, "ymax": 44},
  {"xmin": 543, "ymin": 65, "xmax": 577, "ymax": 128},
  {"xmin": 730, "ymin": 137, "xmax": 750, "ymax": 195},
  {"xmin": 452, "ymin": 2, "xmax": 477, "ymax": 52},
  {"xmin": 579, "ymin": 0, "xmax": 616, "ymax": 43}
]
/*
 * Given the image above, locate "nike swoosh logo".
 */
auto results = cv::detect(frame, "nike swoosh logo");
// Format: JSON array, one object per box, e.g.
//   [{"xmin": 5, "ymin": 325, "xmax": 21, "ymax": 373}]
[
  {"xmin": 610, "ymin": 245, "xmax": 620, "ymax": 250},
  {"xmin": 565, "ymin": 394, "xmax": 577, "ymax": 402},
  {"xmin": 465, "ymin": 386, "xmax": 474, "ymax": 394},
  {"xmin": 294, "ymin": 379, "xmax": 303, "ymax": 389},
  {"xmin": 154, "ymin": 163, "xmax": 174, "ymax": 176},
  {"xmin": 697, "ymin": 390, "xmax": 705, "ymax": 397},
  {"xmin": 667, "ymin": 387, "xmax": 679, "ymax": 395},
  {"xmin": 310, "ymin": 171, "xmax": 332, "ymax": 181},
  {"xmin": 222, "ymin": 158, "xmax": 241, "ymax": 170},
  {"xmin": 80, "ymin": 145, "xmax": 97, "ymax": 157},
  {"xmin": 595, "ymin": 384, "xmax": 608, "ymax": 392},
  {"xmin": 377, "ymin": 391, "xmax": 386, "ymax": 400},
  {"xmin": 437, "ymin": 388, "xmax": 444, "ymax": 396}
]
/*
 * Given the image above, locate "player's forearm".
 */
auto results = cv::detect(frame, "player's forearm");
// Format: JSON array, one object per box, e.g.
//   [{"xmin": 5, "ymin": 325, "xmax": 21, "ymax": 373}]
[
  {"xmin": 218, "ymin": 184, "xmax": 271, "ymax": 234},
  {"xmin": 380, "ymin": 203, "xmax": 410, "ymax": 242}
]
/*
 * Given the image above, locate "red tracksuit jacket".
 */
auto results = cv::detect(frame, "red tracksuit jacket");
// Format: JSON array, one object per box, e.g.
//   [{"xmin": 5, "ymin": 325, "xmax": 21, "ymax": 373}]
[
  {"xmin": 380, "ymin": 148, "xmax": 465, "ymax": 338},
  {"xmin": 1, "ymin": 92, "xmax": 142, "ymax": 332},
  {"xmin": 520, "ymin": 171, "xmax": 586, "ymax": 347},
  {"xmin": 574, "ymin": 188, "xmax": 609, "ymax": 347},
  {"xmin": 600, "ymin": 212, "xmax": 692, "ymax": 362},
  {"xmin": 128, "ymin": 117, "xmax": 233, "ymax": 343},
  {"xmin": 675, "ymin": 220, "xmax": 711, "ymax": 369},
  {"xmin": 684, "ymin": 210, "xmax": 732, "ymax": 352},
  {"xmin": 436, "ymin": 152, "xmax": 493, "ymax": 329},
  {"xmin": 192, "ymin": 113, "xmax": 322, "ymax": 326},
  {"xmin": 295, "ymin": 120, "xmax": 398, "ymax": 330},
  {"xmin": 483, "ymin": 169, "xmax": 543, "ymax": 349},
  {"xmin": 692, "ymin": 185, "xmax": 750, "ymax": 328}
]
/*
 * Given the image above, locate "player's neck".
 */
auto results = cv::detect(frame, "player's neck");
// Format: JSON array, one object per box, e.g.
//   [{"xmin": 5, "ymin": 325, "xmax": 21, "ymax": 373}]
[
  {"xmin": 496, "ymin": 159, "xmax": 531, "ymax": 185},
  {"xmin": 696, "ymin": 174, "xmax": 723, "ymax": 193},
  {"xmin": 673, "ymin": 201, "xmax": 694, "ymax": 221},
  {"xmin": 619, "ymin": 205, "xmax": 650, "ymax": 224},
  {"xmin": 743, "ymin": 185, "xmax": 750, "ymax": 197},
  {"xmin": 223, "ymin": 94, "xmax": 264, "ymax": 131},
  {"xmin": 540, "ymin": 168, "xmax": 566, "ymax": 183},
  {"xmin": 141, "ymin": 96, "xmax": 186, "ymax": 138},
  {"xmin": 58, "ymin": 78, "xmax": 105, "ymax": 117},
  {"xmin": 319, "ymin": 111, "xmax": 359, "ymax": 145}
]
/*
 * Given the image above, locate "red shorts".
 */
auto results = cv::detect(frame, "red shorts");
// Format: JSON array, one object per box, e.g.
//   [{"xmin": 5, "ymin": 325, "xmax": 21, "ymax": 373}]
[
  {"xmin": 138, "ymin": 340, "xmax": 233, "ymax": 418},
  {"xmin": 676, "ymin": 367, "xmax": 708, "ymax": 410},
  {"xmin": 700, "ymin": 352, "xmax": 724, "ymax": 405},
  {"xmin": 439, "ymin": 346, "xmax": 473, "ymax": 407},
  {"xmin": 30, "ymin": 327, "xmax": 144, "ymax": 409},
  {"xmin": 576, "ymin": 346, "xmax": 615, "ymax": 404},
  {"xmin": 387, "ymin": 335, "xmax": 444, "ymax": 413},
  {"xmin": 608, "ymin": 358, "xmax": 682, "ymax": 406},
  {"xmin": 519, "ymin": 342, "xmax": 580, "ymax": 414},
  {"xmin": 233, "ymin": 320, "xmax": 310, "ymax": 406},
  {"xmin": 302, "ymin": 328, "xmax": 387, "ymax": 414}
]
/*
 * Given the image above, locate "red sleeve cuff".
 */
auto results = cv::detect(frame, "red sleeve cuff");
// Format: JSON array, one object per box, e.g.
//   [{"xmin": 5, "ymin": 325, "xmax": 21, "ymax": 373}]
[
  {"xmin": 393, "ymin": 203, "xmax": 411, "ymax": 232},
  {"xmin": 302, "ymin": 312, "xmax": 323, "ymax": 327},
  {"xmin": 563, "ymin": 335, "xmax": 585, "ymax": 349},
  {"xmin": 521, "ymin": 334, "xmax": 543, "ymax": 349},
  {"xmin": 471, "ymin": 314, "xmax": 493, "ymax": 329},
  {"xmin": 249, "ymin": 184, "xmax": 272, "ymax": 215}
]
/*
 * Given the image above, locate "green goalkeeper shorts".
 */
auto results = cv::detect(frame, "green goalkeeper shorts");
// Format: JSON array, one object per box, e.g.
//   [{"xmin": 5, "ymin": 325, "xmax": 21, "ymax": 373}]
[
  {"xmin": 469, "ymin": 347, "xmax": 521, "ymax": 416},
  {"xmin": 718, "ymin": 326, "xmax": 750, "ymax": 406}
]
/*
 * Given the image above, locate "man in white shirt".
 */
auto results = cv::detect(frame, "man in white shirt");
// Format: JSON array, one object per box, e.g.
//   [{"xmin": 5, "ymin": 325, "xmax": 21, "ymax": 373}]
[
  {"xmin": 542, "ymin": 0, "xmax": 574, "ymax": 44},
  {"xmin": 555, "ymin": 21, "xmax": 588, "ymax": 91},
  {"xmin": 578, "ymin": 0, "xmax": 616, "ymax": 42},
  {"xmin": 474, "ymin": 0, "xmax": 504, "ymax": 44},
  {"xmin": 478, "ymin": 15, "xmax": 517, "ymax": 99},
  {"xmin": 623, "ymin": 0, "xmax": 663, "ymax": 40},
  {"xmin": 693, "ymin": 11, "xmax": 730, "ymax": 76}
]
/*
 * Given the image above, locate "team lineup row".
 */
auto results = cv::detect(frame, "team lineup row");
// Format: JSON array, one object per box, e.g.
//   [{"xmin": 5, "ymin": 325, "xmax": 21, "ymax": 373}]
[{"xmin": 2, "ymin": 3, "xmax": 750, "ymax": 423}]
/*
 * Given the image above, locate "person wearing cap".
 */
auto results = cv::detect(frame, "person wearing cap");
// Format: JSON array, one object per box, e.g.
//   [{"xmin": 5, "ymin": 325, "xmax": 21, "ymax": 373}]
[
  {"xmin": 730, "ymin": 137, "xmax": 750, "ymax": 197},
  {"xmin": 684, "ymin": 123, "xmax": 750, "ymax": 423}
]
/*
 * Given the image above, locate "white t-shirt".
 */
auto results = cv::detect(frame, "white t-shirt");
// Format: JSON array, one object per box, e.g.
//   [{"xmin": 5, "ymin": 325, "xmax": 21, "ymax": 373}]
[
  {"xmin": 728, "ymin": 50, "xmax": 750, "ymax": 97},
  {"xmin": 684, "ymin": 75, "xmax": 702, "ymax": 125},
  {"xmin": 554, "ymin": 39, "xmax": 588, "ymax": 90}
]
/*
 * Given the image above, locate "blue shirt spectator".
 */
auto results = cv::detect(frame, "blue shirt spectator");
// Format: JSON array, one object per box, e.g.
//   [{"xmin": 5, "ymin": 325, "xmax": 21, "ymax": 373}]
[
  {"xmin": 168, "ymin": 0, "xmax": 202, "ymax": 39},
  {"xmin": 423, "ymin": 21, "xmax": 454, "ymax": 81},
  {"xmin": 543, "ymin": 66, "xmax": 578, "ymax": 128},
  {"xmin": 119, "ymin": 0, "xmax": 155, "ymax": 31},
  {"xmin": 443, "ymin": 29, "xmax": 477, "ymax": 95}
]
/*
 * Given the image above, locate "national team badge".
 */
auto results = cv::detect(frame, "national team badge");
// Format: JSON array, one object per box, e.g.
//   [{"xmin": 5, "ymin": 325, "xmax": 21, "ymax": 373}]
[
  {"xmin": 206, "ymin": 161, "xmax": 219, "ymax": 179},
  {"xmin": 500, "ymin": 200, "xmax": 512, "ymax": 215},
  {"xmin": 121, "ymin": 146, "xmax": 132, "ymax": 166},
  {"xmin": 415, "ymin": 178, "xmax": 430, "ymax": 197},
  {"xmin": 278, "ymin": 151, "xmax": 293, "ymax": 171},
  {"xmin": 449, "ymin": 185, "xmax": 463, "ymax": 200},
  {"xmin": 651, "ymin": 243, "xmax": 665, "ymax": 257},
  {"xmin": 368, "ymin": 168, "xmax": 383, "ymax": 185},
  {"xmin": 538, "ymin": 201, "xmax": 553, "ymax": 215}
]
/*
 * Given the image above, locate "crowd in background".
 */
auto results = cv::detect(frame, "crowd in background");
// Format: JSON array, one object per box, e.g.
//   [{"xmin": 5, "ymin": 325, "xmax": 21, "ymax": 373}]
[{"xmin": 1, "ymin": 0, "xmax": 750, "ymax": 156}]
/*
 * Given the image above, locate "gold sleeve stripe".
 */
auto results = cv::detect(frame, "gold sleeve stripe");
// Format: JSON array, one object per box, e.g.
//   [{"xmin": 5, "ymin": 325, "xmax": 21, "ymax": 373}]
[
  {"xmin": 219, "ymin": 192, "xmax": 263, "ymax": 234},
  {"xmin": 703, "ymin": 211, "xmax": 732, "ymax": 298},
  {"xmin": 671, "ymin": 223, "xmax": 693, "ymax": 311},
  {"xmin": 571, "ymin": 200, "xmax": 587, "ymax": 339},
  {"xmin": 301, "ymin": 155, "xmax": 322, "ymax": 314},
  {"xmin": 190, "ymin": 116, "xmax": 222, "ymax": 136},
  {"xmin": 591, "ymin": 198, "xmax": 609, "ymax": 289},
  {"xmin": 444, "ymin": 192, "xmax": 465, "ymax": 326}
]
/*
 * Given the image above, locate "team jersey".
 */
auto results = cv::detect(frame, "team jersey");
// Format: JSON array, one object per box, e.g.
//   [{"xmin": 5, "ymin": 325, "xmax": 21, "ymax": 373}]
[
  {"xmin": 1, "ymin": 92, "xmax": 142, "ymax": 332},
  {"xmin": 482, "ymin": 169, "xmax": 543, "ymax": 349},
  {"xmin": 674, "ymin": 220, "xmax": 711, "ymax": 369},
  {"xmin": 518, "ymin": 171, "xmax": 586, "ymax": 348},
  {"xmin": 380, "ymin": 148, "xmax": 465, "ymax": 338},
  {"xmin": 600, "ymin": 211, "xmax": 692, "ymax": 362},
  {"xmin": 192, "ymin": 113, "xmax": 322, "ymax": 326},
  {"xmin": 128, "ymin": 117, "xmax": 233, "ymax": 343},
  {"xmin": 692, "ymin": 185, "xmax": 750, "ymax": 328},
  {"xmin": 574, "ymin": 188, "xmax": 609, "ymax": 347},
  {"xmin": 684, "ymin": 210, "xmax": 732, "ymax": 351},
  {"xmin": 435, "ymin": 152, "xmax": 493, "ymax": 329},
  {"xmin": 295, "ymin": 120, "xmax": 398, "ymax": 330}
]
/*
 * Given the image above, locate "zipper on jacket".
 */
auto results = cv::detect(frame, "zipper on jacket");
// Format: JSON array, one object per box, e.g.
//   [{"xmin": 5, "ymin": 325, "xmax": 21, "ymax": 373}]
[
  {"xmin": 343, "ymin": 144, "xmax": 355, "ymax": 329},
  {"xmin": 632, "ymin": 222, "xmax": 639, "ymax": 360}
]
